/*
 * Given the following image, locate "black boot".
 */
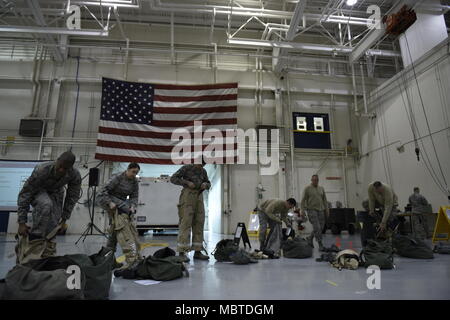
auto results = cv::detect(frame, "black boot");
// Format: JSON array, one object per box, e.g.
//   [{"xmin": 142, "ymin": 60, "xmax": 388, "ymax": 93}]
[{"xmin": 193, "ymin": 251, "xmax": 210, "ymax": 260}]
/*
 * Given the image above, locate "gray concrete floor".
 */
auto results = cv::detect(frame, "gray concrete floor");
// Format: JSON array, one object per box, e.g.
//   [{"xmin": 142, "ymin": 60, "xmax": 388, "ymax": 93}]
[{"xmin": 1, "ymin": 232, "xmax": 449, "ymax": 300}]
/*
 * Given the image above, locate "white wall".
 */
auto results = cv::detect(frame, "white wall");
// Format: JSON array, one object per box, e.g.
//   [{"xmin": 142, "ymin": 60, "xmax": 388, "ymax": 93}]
[
  {"xmin": 206, "ymin": 165, "xmax": 222, "ymax": 234},
  {"xmin": 0, "ymin": 33, "xmax": 387, "ymax": 235},
  {"xmin": 358, "ymin": 40, "xmax": 450, "ymax": 212}
]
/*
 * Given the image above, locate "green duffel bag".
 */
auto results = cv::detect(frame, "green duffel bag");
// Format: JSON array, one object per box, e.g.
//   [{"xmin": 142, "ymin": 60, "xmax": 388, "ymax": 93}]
[
  {"xmin": 135, "ymin": 256, "xmax": 184, "ymax": 281},
  {"xmin": 282, "ymin": 237, "xmax": 313, "ymax": 259},
  {"xmin": 393, "ymin": 235, "xmax": 434, "ymax": 259},
  {"xmin": 360, "ymin": 239, "xmax": 395, "ymax": 270},
  {"xmin": 1, "ymin": 256, "xmax": 86, "ymax": 300},
  {"xmin": 65, "ymin": 247, "xmax": 114, "ymax": 300}
]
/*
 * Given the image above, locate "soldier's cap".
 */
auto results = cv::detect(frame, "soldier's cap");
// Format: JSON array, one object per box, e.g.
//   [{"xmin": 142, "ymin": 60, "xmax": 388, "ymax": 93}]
[{"xmin": 57, "ymin": 151, "xmax": 76, "ymax": 168}]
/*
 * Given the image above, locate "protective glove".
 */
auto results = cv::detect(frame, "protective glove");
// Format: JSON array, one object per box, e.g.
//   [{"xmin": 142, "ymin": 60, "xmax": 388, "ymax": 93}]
[{"xmin": 18, "ymin": 223, "xmax": 30, "ymax": 236}]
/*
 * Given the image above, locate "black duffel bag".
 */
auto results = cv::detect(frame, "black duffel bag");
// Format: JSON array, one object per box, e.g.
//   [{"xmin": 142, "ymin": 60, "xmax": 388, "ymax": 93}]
[
  {"xmin": 282, "ymin": 237, "xmax": 313, "ymax": 259},
  {"xmin": 65, "ymin": 247, "xmax": 114, "ymax": 300}
]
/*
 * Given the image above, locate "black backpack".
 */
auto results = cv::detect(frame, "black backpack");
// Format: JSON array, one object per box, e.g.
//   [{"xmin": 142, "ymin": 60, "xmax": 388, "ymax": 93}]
[
  {"xmin": 213, "ymin": 239, "xmax": 239, "ymax": 262},
  {"xmin": 360, "ymin": 240, "xmax": 395, "ymax": 269},
  {"xmin": 153, "ymin": 247, "xmax": 176, "ymax": 259},
  {"xmin": 393, "ymin": 235, "xmax": 434, "ymax": 259},
  {"xmin": 282, "ymin": 237, "xmax": 313, "ymax": 259}
]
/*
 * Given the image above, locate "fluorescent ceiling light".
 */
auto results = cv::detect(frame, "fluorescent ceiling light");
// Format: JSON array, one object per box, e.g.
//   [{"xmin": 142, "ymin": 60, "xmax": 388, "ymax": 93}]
[{"xmin": 346, "ymin": 0, "xmax": 358, "ymax": 6}]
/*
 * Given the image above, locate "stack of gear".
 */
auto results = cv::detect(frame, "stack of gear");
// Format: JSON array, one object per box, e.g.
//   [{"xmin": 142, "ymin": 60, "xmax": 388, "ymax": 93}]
[
  {"xmin": 251, "ymin": 248, "xmax": 278, "ymax": 259},
  {"xmin": 330, "ymin": 249, "xmax": 360, "ymax": 271},
  {"xmin": 392, "ymin": 235, "xmax": 434, "ymax": 259},
  {"xmin": 383, "ymin": 5, "xmax": 417, "ymax": 36},
  {"xmin": 212, "ymin": 239, "xmax": 258, "ymax": 264},
  {"xmin": 360, "ymin": 239, "xmax": 395, "ymax": 270},
  {"xmin": 433, "ymin": 242, "xmax": 450, "ymax": 254},
  {"xmin": 249, "ymin": 251, "xmax": 269, "ymax": 260},
  {"xmin": 281, "ymin": 237, "xmax": 313, "ymax": 259},
  {"xmin": 0, "ymin": 247, "xmax": 114, "ymax": 300},
  {"xmin": 115, "ymin": 246, "xmax": 189, "ymax": 280}
]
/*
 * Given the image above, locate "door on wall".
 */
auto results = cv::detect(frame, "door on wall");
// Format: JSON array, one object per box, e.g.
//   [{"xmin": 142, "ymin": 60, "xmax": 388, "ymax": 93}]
[{"xmin": 204, "ymin": 164, "xmax": 222, "ymax": 234}]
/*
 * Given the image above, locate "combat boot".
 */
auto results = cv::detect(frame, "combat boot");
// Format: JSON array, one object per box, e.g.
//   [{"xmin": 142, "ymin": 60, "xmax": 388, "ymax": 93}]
[
  {"xmin": 193, "ymin": 251, "xmax": 210, "ymax": 260},
  {"xmin": 318, "ymin": 241, "xmax": 326, "ymax": 252},
  {"xmin": 259, "ymin": 241, "xmax": 265, "ymax": 251},
  {"xmin": 178, "ymin": 252, "xmax": 190, "ymax": 262},
  {"xmin": 112, "ymin": 259, "xmax": 124, "ymax": 270}
]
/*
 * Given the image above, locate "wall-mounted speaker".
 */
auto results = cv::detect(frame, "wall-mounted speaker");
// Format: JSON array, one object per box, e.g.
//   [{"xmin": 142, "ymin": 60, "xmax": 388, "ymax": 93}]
[{"xmin": 19, "ymin": 119, "xmax": 45, "ymax": 137}]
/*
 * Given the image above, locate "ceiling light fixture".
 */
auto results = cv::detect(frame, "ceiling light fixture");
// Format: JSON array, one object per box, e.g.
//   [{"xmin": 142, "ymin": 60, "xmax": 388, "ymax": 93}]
[{"xmin": 346, "ymin": 0, "xmax": 358, "ymax": 6}]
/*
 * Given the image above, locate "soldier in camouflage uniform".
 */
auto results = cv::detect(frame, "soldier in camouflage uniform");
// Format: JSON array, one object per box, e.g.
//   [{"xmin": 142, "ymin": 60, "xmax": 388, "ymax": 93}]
[
  {"xmin": 257, "ymin": 198, "xmax": 296, "ymax": 251},
  {"xmin": 368, "ymin": 181, "xmax": 399, "ymax": 239},
  {"xmin": 408, "ymin": 187, "xmax": 430, "ymax": 240},
  {"xmin": 16, "ymin": 151, "xmax": 81, "ymax": 264},
  {"xmin": 170, "ymin": 163, "xmax": 211, "ymax": 262},
  {"xmin": 97, "ymin": 162, "xmax": 142, "ymax": 269},
  {"xmin": 300, "ymin": 175, "xmax": 329, "ymax": 252}
]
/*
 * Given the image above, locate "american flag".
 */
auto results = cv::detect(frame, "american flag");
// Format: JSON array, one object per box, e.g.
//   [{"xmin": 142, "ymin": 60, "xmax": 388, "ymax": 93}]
[{"xmin": 95, "ymin": 78, "xmax": 238, "ymax": 164}]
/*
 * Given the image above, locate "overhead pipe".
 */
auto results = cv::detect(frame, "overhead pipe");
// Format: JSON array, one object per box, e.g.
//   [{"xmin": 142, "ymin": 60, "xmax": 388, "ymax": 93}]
[
  {"xmin": 29, "ymin": 44, "xmax": 39, "ymax": 118},
  {"xmin": 31, "ymin": 45, "xmax": 44, "ymax": 117},
  {"xmin": 286, "ymin": 74, "xmax": 296, "ymax": 199},
  {"xmin": 227, "ymin": 38, "xmax": 400, "ymax": 58},
  {"xmin": 147, "ymin": 0, "xmax": 375, "ymax": 25},
  {"xmin": 350, "ymin": 63, "xmax": 359, "ymax": 116}
]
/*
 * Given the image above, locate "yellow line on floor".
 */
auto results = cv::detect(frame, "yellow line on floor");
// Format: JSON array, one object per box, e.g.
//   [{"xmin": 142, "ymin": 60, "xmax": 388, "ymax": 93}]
[
  {"xmin": 326, "ymin": 280, "xmax": 338, "ymax": 287},
  {"xmin": 116, "ymin": 242, "xmax": 169, "ymax": 263}
]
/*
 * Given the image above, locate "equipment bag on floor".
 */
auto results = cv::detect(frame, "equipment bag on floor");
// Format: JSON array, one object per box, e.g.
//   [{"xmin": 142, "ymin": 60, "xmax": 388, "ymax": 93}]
[
  {"xmin": 213, "ymin": 239, "xmax": 239, "ymax": 262},
  {"xmin": 360, "ymin": 239, "xmax": 395, "ymax": 269},
  {"xmin": 331, "ymin": 249, "xmax": 360, "ymax": 270},
  {"xmin": 64, "ymin": 247, "xmax": 115, "ymax": 300},
  {"xmin": 229, "ymin": 249, "xmax": 258, "ymax": 265},
  {"xmin": 135, "ymin": 256, "xmax": 184, "ymax": 281},
  {"xmin": 1, "ymin": 247, "xmax": 114, "ymax": 300},
  {"xmin": 433, "ymin": 242, "xmax": 450, "ymax": 254},
  {"xmin": 1, "ymin": 256, "xmax": 87, "ymax": 300},
  {"xmin": 392, "ymin": 235, "xmax": 434, "ymax": 259},
  {"xmin": 282, "ymin": 237, "xmax": 313, "ymax": 259}
]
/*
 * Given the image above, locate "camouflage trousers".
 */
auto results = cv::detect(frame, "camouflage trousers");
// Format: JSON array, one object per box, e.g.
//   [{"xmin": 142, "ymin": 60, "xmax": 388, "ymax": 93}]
[
  {"xmin": 176, "ymin": 188, "xmax": 205, "ymax": 253},
  {"xmin": 411, "ymin": 213, "xmax": 429, "ymax": 240},
  {"xmin": 307, "ymin": 209, "xmax": 325, "ymax": 244},
  {"xmin": 106, "ymin": 208, "xmax": 142, "ymax": 267},
  {"xmin": 258, "ymin": 210, "xmax": 279, "ymax": 250}
]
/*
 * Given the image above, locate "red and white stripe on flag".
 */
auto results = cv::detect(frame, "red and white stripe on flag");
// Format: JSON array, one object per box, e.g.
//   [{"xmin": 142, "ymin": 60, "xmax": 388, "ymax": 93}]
[{"xmin": 95, "ymin": 80, "xmax": 238, "ymax": 164}]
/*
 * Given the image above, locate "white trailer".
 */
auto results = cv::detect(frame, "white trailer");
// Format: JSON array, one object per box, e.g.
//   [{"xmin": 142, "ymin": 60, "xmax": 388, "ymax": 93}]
[{"xmin": 136, "ymin": 176, "xmax": 182, "ymax": 235}]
